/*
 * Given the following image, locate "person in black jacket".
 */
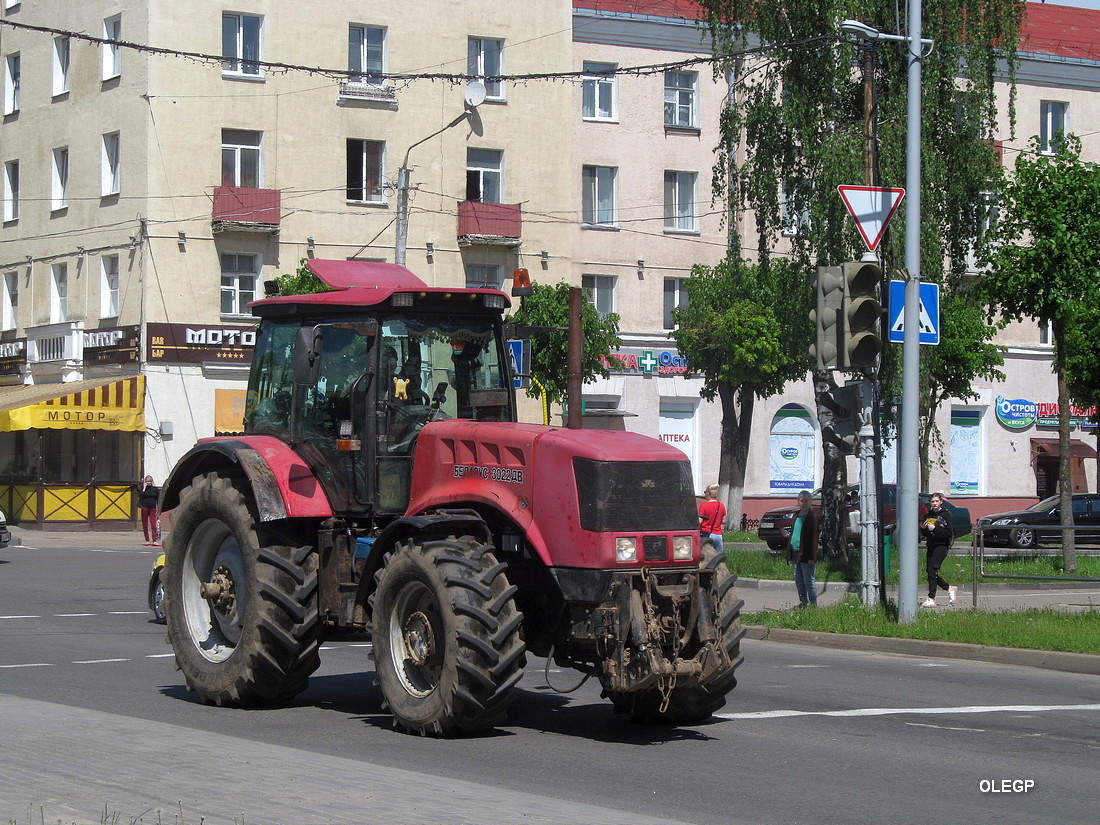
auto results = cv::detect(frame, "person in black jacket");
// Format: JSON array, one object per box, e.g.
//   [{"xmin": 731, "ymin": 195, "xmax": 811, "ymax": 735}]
[
  {"xmin": 921, "ymin": 491, "xmax": 957, "ymax": 607},
  {"xmin": 138, "ymin": 476, "xmax": 160, "ymax": 546},
  {"xmin": 787, "ymin": 490, "xmax": 820, "ymax": 608}
]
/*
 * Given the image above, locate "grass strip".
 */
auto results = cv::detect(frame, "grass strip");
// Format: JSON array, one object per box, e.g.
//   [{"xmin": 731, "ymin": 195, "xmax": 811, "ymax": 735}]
[{"xmin": 742, "ymin": 596, "xmax": 1100, "ymax": 655}]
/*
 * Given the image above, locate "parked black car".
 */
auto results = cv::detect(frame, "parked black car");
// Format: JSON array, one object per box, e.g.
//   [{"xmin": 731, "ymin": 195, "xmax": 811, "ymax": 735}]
[
  {"xmin": 0, "ymin": 507, "xmax": 10, "ymax": 548},
  {"xmin": 757, "ymin": 485, "xmax": 972, "ymax": 552},
  {"xmin": 975, "ymin": 493, "xmax": 1100, "ymax": 549}
]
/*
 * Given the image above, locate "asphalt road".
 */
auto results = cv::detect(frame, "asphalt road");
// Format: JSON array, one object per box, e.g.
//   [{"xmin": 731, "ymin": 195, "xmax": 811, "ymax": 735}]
[{"xmin": 2, "ymin": 537, "xmax": 1099, "ymax": 825}]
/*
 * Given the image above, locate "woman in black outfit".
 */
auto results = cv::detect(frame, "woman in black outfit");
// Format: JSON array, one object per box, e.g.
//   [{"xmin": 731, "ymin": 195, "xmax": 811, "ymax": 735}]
[{"xmin": 921, "ymin": 492, "xmax": 957, "ymax": 607}]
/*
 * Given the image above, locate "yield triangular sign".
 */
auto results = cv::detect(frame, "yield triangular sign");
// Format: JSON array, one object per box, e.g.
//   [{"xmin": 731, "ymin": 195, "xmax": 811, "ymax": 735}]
[{"xmin": 837, "ymin": 185, "xmax": 905, "ymax": 252}]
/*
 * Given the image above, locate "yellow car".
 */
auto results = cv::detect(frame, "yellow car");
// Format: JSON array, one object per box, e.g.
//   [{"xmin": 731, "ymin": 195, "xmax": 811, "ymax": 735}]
[{"xmin": 148, "ymin": 553, "xmax": 166, "ymax": 624}]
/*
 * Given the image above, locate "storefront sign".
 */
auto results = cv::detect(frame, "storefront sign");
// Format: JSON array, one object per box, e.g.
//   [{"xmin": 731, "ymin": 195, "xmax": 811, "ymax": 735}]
[
  {"xmin": 997, "ymin": 396, "xmax": 1097, "ymax": 431},
  {"xmin": 84, "ymin": 326, "xmax": 139, "ymax": 366},
  {"xmin": 147, "ymin": 323, "xmax": 256, "ymax": 364},
  {"xmin": 0, "ymin": 339, "xmax": 26, "ymax": 376},
  {"xmin": 601, "ymin": 348, "xmax": 693, "ymax": 376}
]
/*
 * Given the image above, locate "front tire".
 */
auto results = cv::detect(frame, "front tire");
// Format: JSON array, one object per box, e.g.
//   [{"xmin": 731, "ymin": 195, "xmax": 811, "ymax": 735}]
[
  {"xmin": 607, "ymin": 546, "xmax": 745, "ymax": 724},
  {"xmin": 163, "ymin": 472, "xmax": 320, "ymax": 706},
  {"xmin": 370, "ymin": 536, "xmax": 526, "ymax": 736}
]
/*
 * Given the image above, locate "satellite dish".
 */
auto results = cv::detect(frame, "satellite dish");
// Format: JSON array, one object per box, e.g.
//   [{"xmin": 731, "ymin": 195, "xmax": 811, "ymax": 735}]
[{"xmin": 464, "ymin": 80, "xmax": 487, "ymax": 108}]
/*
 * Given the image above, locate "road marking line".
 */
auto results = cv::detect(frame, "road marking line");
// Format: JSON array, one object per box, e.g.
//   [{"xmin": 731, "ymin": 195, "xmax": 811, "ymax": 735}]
[
  {"xmin": 54, "ymin": 613, "xmax": 96, "ymax": 617},
  {"xmin": 73, "ymin": 658, "xmax": 130, "ymax": 664},
  {"xmin": 0, "ymin": 663, "xmax": 53, "ymax": 669},
  {"xmin": 145, "ymin": 653, "xmax": 175, "ymax": 658},
  {"xmin": 0, "ymin": 615, "xmax": 41, "ymax": 620},
  {"xmin": 108, "ymin": 611, "xmax": 147, "ymax": 615},
  {"xmin": 787, "ymin": 664, "xmax": 827, "ymax": 668},
  {"xmin": 717, "ymin": 703, "xmax": 1100, "ymax": 720}
]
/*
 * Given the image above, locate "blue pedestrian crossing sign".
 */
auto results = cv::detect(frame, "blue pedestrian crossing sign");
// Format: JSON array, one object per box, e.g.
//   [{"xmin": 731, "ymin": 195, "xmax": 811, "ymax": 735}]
[
  {"xmin": 887, "ymin": 281, "xmax": 940, "ymax": 345},
  {"xmin": 507, "ymin": 339, "xmax": 530, "ymax": 388}
]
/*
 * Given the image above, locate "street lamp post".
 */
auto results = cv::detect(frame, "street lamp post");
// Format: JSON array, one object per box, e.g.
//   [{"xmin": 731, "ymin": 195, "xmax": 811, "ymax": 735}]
[{"xmin": 840, "ymin": 2, "xmax": 931, "ymax": 623}]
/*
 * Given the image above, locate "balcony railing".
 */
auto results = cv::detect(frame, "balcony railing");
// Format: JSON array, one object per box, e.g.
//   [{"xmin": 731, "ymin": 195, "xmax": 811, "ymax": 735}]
[
  {"xmin": 457, "ymin": 201, "xmax": 522, "ymax": 247},
  {"xmin": 212, "ymin": 186, "xmax": 281, "ymax": 234}
]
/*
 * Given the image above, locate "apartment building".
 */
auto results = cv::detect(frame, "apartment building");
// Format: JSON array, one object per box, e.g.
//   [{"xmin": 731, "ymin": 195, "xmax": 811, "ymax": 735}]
[
  {"xmin": 0, "ymin": 0, "xmax": 1094, "ymax": 529},
  {"xmin": 0, "ymin": 0, "xmax": 572, "ymax": 527}
]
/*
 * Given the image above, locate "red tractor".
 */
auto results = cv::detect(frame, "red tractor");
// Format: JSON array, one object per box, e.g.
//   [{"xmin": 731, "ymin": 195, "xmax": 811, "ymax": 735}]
[{"xmin": 159, "ymin": 260, "xmax": 743, "ymax": 735}]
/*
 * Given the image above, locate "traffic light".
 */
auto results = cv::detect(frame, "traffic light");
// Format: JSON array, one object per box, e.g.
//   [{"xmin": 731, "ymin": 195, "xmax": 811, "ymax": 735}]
[
  {"xmin": 842, "ymin": 260, "xmax": 883, "ymax": 369},
  {"xmin": 817, "ymin": 383, "xmax": 860, "ymax": 454},
  {"xmin": 809, "ymin": 265, "xmax": 845, "ymax": 371}
]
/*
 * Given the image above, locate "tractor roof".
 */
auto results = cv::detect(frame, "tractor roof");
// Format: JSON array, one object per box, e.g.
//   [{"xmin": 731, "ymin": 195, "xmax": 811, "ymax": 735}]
[{"xmin": 249, "ymin": 259, "xmax": 511, "ymax": 316}]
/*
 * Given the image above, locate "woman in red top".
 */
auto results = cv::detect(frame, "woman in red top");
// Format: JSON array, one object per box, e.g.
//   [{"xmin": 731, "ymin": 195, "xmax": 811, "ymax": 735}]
[{"xmin": 699, "ymin": 484, "xmax": 727, "ymax": 554}]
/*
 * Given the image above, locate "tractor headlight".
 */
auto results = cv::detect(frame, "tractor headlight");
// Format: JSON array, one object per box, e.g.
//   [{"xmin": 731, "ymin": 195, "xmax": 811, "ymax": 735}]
[
  {"xmin": 672, "ymin": 535, "xmax": 694, "ymax": 560},
  {"xmin": 615, "ymin": 537, "xmax": 637, "ymax": 563}
]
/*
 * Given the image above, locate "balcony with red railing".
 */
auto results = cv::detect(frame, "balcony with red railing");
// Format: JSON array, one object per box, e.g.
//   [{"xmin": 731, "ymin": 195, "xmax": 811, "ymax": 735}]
[
  {"xmin": 457, "ymin": 201, "xmax": 522, "ymax": 247},
  {"xmin": 212, "ymin": 186, "xmax": 281, "ymax": 234}
]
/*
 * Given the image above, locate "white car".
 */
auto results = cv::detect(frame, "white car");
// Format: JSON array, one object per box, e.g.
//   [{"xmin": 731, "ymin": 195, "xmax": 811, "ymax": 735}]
[{"xmin": 0, "ymin": 508, "xmax": 10, "ymax": 548}]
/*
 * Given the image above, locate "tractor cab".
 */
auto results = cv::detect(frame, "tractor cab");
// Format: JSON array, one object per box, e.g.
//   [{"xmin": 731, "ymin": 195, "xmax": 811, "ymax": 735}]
[{"xmin": 242, "ymin": 261, "xmax": 515, "ymax": 516}]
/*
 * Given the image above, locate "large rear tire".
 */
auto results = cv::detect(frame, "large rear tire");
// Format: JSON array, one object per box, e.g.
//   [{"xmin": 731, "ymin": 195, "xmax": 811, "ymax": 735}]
[
  {"xmin": 370, "ymin": 536, "xmax": 526, "ymax": 736},
  {"xmin": 606, "ymin": 546, "xmax": 744, "ymax": 725},
  {"xmin": 163, "ymin": 472, "xmax": 320, "ymax": 706}
]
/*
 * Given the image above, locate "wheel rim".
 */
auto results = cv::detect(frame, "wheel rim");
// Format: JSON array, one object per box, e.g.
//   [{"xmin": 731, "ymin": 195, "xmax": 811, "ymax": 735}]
[
  {"xmin": 181, "ymin": 518, "xmax": 248, "ymax": 663},
  {"xmin": 1015, "ymin": 528, "xmax": 1035, "ymax": 547},
  {"xmin": 153, "ymin": 580, "xmax": 165, "ymax": 619},
  {"xmin": 388, "ymin": 579, "xmax": 444, "ymax": 697}
]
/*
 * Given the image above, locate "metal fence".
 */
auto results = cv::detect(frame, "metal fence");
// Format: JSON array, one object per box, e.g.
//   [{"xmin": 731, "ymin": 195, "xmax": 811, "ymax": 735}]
[{"xmin": 971, "ymin": 523, "xmax": 1100, "ymax": 607}]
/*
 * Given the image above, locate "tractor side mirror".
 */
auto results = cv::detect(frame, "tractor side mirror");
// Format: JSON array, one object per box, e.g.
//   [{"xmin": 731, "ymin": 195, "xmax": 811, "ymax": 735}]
[{"xmin": 293, "ymin": 326, "xmax": 323, "ymax": 386}]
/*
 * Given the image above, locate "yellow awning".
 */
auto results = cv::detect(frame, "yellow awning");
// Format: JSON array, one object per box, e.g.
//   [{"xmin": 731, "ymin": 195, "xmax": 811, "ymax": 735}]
[{"xmin": 0, "ymin": 375, "xmax": 145, "ymax": 432}]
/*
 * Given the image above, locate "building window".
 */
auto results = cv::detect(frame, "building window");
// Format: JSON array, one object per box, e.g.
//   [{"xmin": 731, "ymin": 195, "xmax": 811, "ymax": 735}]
[
  {"xmin": 3, "ymin": 53, "xmax": 19, "ymax": 115},
  {"xmin": 2, "ymin": 160, "xmax": 17, "ymax": 223},
  {"xmin": 1039, "ymin": 319, "xmax": 1053, "ymax": 346},
  {"xmin": 51, "ymin": 263, "xmax": 68, "ymax": 323},
  {"xmin": 1040, "ymin": 100, "xmax": 1068, "ymax": 154},
  {"xmin": 663, "ymin": 277, "xmax": 689, "ymax": 330},
  {"xmin": 468, "ymin": 37, "xmax": 504, "ymax": 100},
  {"xmin": 582, "ymin": 61, "xmax": 617, "ymax": 121},
  {"xmin": 466, "ymin": 148, "xmax": 503, "ymax": 203},
  {"xmin": 53, "ymin": 36, "xmax": 71, "ymax": 96},
  {"xmin": 2, "ymin": 271, "xmax": 17, "ymax": 330},
  {"xmin": 220, "ymin": 253, "xmax": 258, "ymax": 316},
  {"xmin": 221, "ymin": 129, "xmax": 262, "ymax": 188},
  {"xmin": 664, "ymin": 70, "xmax": 697, "ymax": 128},
  {"xmin": 51, "ymin": 147, "xmax": 68, "ymax": 210},
  {"xmin": 664, "ymin": 171, "xmax": 697, "ymax": 232},
  {"xmin": 102, "ymin": 15, "xmax": 122, "ymax": 80},
  {"xmin": 346, "ymin": 139, "xmax": 384, "ymax": 203},
  {"xmin": 582, "ymin": 165, "xmax": 616, "ymax": 227},
  {"xmin": 781, "ymin": 179, "xmax": 812, "ymax": 237},
  {"xmin": 349, "ymin": 25, "xmax": 385, "ymax": 85},
  {"xmin": 465, "ymin": 264, "xmax": 502, "ymax": 289},
  {"xmin": 582, "ymin": 274, "xmax": 615, "ymax": 318},
  {"xmin": 102, "ymin": 132, "xmax": 120, "ymax": 196},
  {"xmin": 101, "ymin": 255, "xmax": 119, "ymax": 318},
  {"xmin": 222, "ymin": 13, "xmax": 262, "ymax": 78}
]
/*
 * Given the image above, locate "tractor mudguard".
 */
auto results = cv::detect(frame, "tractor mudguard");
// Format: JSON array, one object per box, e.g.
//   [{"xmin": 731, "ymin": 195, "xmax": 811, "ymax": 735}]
[{"xmin": 161, "ymin": 436, "xmax": 333, "ymax": 522}]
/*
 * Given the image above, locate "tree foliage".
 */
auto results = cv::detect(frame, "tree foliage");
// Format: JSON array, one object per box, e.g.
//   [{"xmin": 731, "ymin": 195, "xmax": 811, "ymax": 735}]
[
  {"xmin": 276, "ymin": 259, "xmax": 328, "ymax": 295},
  {"xmin": 506, "ymin": 282, "xmax": 622, "ymax": 405},
  {"xmin": 693, "ymin": 0, "xmax": 1021, "ymax": 525},
  {"xmin": 979, "ymin": 134, "xmax": 1100, "ymax": 572}
]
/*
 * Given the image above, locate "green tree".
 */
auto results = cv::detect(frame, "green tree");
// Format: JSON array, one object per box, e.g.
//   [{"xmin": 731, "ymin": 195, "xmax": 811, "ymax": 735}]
[
  {"xmin": 276, "ymin": 259, "xmax": 328, "ymax": 295},
  {"xmin": 979, "ymin": 134, "xmax": 1100, "ymax": 572},
  {"xmin": 695, "ymin": 0, "xmax": 1021, "ymax": 543},
  {"xmin": 671, "ymin": 258, "xmax": 812, "ymax": 524},
  {"xmin": 507, "ymin": 282, "xmax": 622, "ymax": 406}
]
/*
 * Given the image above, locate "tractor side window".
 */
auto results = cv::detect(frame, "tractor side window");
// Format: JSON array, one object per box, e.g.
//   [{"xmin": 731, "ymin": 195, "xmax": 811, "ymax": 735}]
[
  {"xmin": 244, "ymin": 320, "xmax": 297, "ymax": 436},
  {"xmin": 300, "ymin": 325, "xmax": 370, "ymax": 439}
]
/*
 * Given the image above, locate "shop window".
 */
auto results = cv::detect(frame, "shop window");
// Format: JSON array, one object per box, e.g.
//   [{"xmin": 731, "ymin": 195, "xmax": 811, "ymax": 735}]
[
  {"xmin": 949, "ymin": 409, "xmax": 983, "ymax": 495},
  {"xmin": 770, "ymin": 404, "xmax": 815, "ymax": 495}
]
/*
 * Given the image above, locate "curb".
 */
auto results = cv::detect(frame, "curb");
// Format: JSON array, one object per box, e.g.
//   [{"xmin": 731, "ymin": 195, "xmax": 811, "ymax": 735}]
[{"xmin": 742, "ymin": 624, "xmax": 1100, "ymax": 676}]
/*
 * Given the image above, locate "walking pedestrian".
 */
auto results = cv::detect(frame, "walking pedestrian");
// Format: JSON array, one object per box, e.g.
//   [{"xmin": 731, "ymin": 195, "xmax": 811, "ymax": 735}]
[
  {"xmin": 921, "ymin": 491, "xmax": 957, "ymax": 607},
  {"xmin": 698, "ymin": 484, "xmax": 727, "ymax": 555},
  {"xmin": 788, "ymin": 490, "xmax": 819, "ymax": 607},
  {"xmin": 139, "ymin": 476, "xmax": 160, "ymax": 547}
]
